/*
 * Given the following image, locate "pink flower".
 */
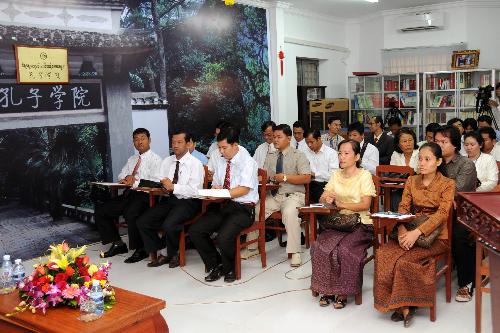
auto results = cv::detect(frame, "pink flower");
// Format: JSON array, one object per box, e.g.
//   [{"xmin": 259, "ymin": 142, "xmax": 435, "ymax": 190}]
[{"xmin": 61, "ymin": 285, "xmax": 81, "ymax": 299}]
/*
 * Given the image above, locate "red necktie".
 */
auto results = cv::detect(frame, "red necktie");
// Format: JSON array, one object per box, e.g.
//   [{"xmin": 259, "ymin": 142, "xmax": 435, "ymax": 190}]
[
  {"xmin": 223, "ymin": 160, "xmax": 231, "ymax": 189},
  {"xmin": 131, "ymin": 155, "xmax": 141, "ymax": 176},
  {"xmin": 172, "ymin": 161, "xmax": 180, "ymax": 184}
]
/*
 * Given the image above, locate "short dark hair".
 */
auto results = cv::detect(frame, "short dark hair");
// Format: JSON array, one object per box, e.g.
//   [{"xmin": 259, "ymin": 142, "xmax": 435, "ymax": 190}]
[
  {"xmin": 292, "ymin": 120, "xmax": 305, "ymax": 130},
  {"xmin": 327, "ymin": 116, "xmax": 341, "ymax": 125},
  {"xmin": 133, "ymin": 128, "xmax": 150, "ymax": 138},
  {"xmin": 394, "ymin": 127, "xmax": 418, "ymax": 153},
  {"xmin": 479, "ymin": 126, "xmax": 497, "ymax": 140},
  {"xmin": 496, "ymin": 82, "xmax": 500, "ymax": 90},
  {"xmin": 261, "ymin": 120, "xmax": 276, "ymax": 132},
  {"xmin": 274, "ymin": 124, "xmax": 292, "ymax": 137},
  {"xmin": 171, "ymin": 130, "xmax": 192, "ymax": 143},
  {"xmin": 305, "ymin": 128, "xmax": 321, "ymax": 140},
  {"xmin": 434, "ymin": 125, "xmax": 462, "ymax": 153},
  {"xmin": 477, "ymin": 115, "xmax": 493, "ymax": 125},
  {"xmin": 447, "ymin": 117, "xmax": 463, "ymax": 127},
  {"xmin": 372, "ymin": 116, "xmax": 384, "ymax": 126},
  {"xmin": 420, "ymin": 142, "xmax": 447, "ymax": 177},
  {"xmin": 347, "ymin": 121, "xmax": 364, "ymax": 136},
  {"xmin": 463, "ymin": 118, "xmax": 478, "ymax": 131},
  {"xmin": 388, "ymin": 117, "xmax": 402, "ymax": 127},
  {"xmin": 338, "ymin": 139, "xmax": 361, "ymax": 168},
  {"xmin": 463, "ymin": 130, "xmax": 484, "ymax": 147},
  {"xmin": 217, "ymin": 127, "xmax": 240, "ymax": 144},
  {"xmin": 425, "ymin": 122, "xmax": 440, "ymax": 134},
  {"xmin": 215, "ymin": 120, "xmax": 228, "ymax": 129}
]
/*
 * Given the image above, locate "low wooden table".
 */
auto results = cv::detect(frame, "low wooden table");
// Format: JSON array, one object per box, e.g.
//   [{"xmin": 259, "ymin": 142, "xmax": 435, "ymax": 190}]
[{"xmin": 0, "ymin": 287, "xmax": 168, "ymax": 333}]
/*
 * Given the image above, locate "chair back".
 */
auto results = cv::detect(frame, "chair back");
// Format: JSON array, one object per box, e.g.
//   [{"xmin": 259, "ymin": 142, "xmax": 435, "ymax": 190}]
[
  {"xmin": 497, "ymin": 161, "xmax": 500, "ymax": 184},
  {"xmin": 371, "ymin": 175, "xmax": 380, "ymax": 214},
  {"xmin": 376, "ymin": 165, "xmax": 415, "ymax": 183},
  {"xmin": 202, "ymin": 165, "xmax": 210, "ymax": 189},
  {"xmin": 257, "ymin": 168, "xmax": 267, "ymax": 223}
]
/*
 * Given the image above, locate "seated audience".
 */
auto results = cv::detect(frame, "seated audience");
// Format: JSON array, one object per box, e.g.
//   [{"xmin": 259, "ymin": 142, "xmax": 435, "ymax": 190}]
[
  {"xmin": 463, "ymin": 131, "xmax": 498, "ymax": 192},
  {"xmin": 387, "ymin": 117, "xmax": 402, "ymax": 137},
  {"xmin": 188, "ymin": 135, "xmax": 208, "ymax": 165},
  {"xmin": 463, "ymin": 118, "xmax": 478, "ymax": 133},
  {"xmin": 390, "ymin": 127, "xmax": 419, "ymax": 172},
  {"xmin": 291, "ymin": 120, "xmax": 308, "ymax": 152},
  {"xmin": 347, "ymin": 121, "xmax": 379, "ymax": 175},
  {"xmin": 311, "ymin": 139, "xmax": 376, "ymax": 309},
  {"xmin": 208, "ymin": 123, "xmax": 251, "ymax": 174},
  {"xmin": 247, "ymin": 124, "xmax": 311, "ymax": 266},
  {"xmin": 253, "ymin": 120, "xmax": 277, "ymax": 168},
  {"xmin": 136, "ymin": 130, "xmax": 204, "ymax": 268},
  {"xmin": 190, "ymin": 127, "xmax": 259, "ymax": 283},
  {"xmin": 479, "ymin": 126, "xmax": 500, "ymax": 161},
  {"xmin": 418, "ymin": 122, "xmax": 440, "ymax": 147},
  {"xmin": 374, "ymin": 142, "xmax": 455, "ymax": 327},
  {"xmin": 477, "ymin": 114, "xmax": 500, "ymax": 139},
  {"xmin": 95, "ymin": 128, "xmax": 162, "ymax": 262},
  {"xmin": 321, "ymin": 116, "xmax": 344, "ymax": 150},
  {"xmin": 447, "ymin": 118, "xmax": 466, "ymax": 156},
  {"xmin": 303, "ymin": 129, "xmax": 339, "ymax": 203},
  {"xmin": 367, "ymin": 116, "xmax": 393, "ymax": 165},
  {"xmin": 435, "ymin": 125, "xmax": 477, "ymax": 302}
]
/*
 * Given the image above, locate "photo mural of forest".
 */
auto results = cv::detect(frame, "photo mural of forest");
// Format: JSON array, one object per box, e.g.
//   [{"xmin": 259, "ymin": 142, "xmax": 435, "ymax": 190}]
[{"xmin": 123, "ymin": 0, "xmax": 271, "ymax": 153}]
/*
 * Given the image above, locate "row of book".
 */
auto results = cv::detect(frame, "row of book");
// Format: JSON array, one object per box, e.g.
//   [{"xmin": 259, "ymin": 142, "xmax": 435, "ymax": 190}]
[
  {"xmin": 426, "ymin": 94, "xmax": 456, "ymax": 107},
  {"xmin": 426, "ymin": 75, "xmax": 455, "ymax": 90},
  {"xmin": 353, "ymin": 110, "xmax": 418, "ymax": 126},
  {"xmin": 353, "ymin": 95, "xmax": 382, "ymax": 108},
  {"xmin": 384, "ymin": 79, "xmax": 418, "ymax": 91},
  {"xmin": 426, "ymin": 111, "xmax": 456, "ymax": 124}
]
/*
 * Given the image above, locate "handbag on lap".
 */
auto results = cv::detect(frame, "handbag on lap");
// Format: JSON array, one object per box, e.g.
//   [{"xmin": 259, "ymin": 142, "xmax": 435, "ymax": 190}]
[
  {"xmin": 389, "ymin": 215, "xmax": 442, "ymax": 248},
  {"xmin": 320, "ymin": 210, "xmax": 361, "ymax": 233}
]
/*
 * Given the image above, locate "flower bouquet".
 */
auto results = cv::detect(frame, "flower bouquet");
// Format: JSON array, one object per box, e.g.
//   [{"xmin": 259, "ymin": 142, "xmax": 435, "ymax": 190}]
[{"xmin": 8, "ymin": 242, "xmax": 115, "ymax": 316}]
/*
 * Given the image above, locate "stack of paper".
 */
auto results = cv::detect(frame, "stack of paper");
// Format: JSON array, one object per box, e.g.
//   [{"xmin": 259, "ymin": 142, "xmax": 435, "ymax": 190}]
[
  {"xmin": 197, "ymin": 189, "xmax": 231, "ymax": 198},
  {"xmin": 371, "ymin": 212, "xmax": 415, "ymax": 220}
]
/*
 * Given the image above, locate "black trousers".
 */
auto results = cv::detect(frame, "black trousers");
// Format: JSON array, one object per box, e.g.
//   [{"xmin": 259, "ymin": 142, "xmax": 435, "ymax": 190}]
[
  {"xmin": 94, "ymin": 191, "xmax": 150, "ymax": 250},
  {"xmin": 452, "ymin": 220, "xmax": 476, "ymax": 289},
  {"xmin": 309, "ymin": 181, "xmax": 327, "ymax": 204},
  {"xmin": 189, "ymin": 201, "xmax": 254, "ymax": 274},
  {"xmin": 137, "ymin": 196, "xmax": 201, "ymax": 255}
]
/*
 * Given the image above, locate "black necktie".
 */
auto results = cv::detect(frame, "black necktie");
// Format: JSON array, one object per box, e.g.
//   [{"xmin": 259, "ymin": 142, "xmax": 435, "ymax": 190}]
[
  {"xmin": 272, "ymin": 152, "xmax": 283, "ymax": 196},
  {"xmin": 296, "ymin": 142, "xmax": 299, "ymax": 149},
  {"xmin": 172, "ymin": 161, "xmax": 180, "ymax": 184}
]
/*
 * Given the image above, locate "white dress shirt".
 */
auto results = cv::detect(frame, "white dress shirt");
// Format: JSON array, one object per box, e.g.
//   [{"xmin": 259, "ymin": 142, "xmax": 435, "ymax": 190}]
[
  {"xmin": 207, "ymin": 144, "xmax": 250, "ymax": 172},
  {"xmin": 253, "ymin": 142, "xmax": 276, "ymax": 168},
  {"xmin": 303, "ymin": 144, "xmax": 339, "ymax": 182},
  {"xmin": 157, "ymin": 152, "xmax": 204, "ymax": 199},
  {"xmin": 118, "ymin": 149, "xmax": 162, "ymax": 187},
  {"xmin": 472, "ymin": 153, "xmax": 498, "ymax": 192},
  {"xmin": 360, "ymin": 140, "xmax": 379, "ymax": 175},
  {"xmin": 212, "ymin": 149, "xmax": 259, "ymax": 204},
  {"xmin": 206, "ymin": 141, "xmax": 218, "ymax": 158},
  {"xmin": 487, "ymin": 143, "xmax": 500, "ymax": 161},
  {"xmin": 290, "ymin": 137, "xmax": 308, "ymax": 153},
  {"xmin": 390, "ymin": 150, "xmax": 419, "ymax": 172},
  {"xmin": 320, "ymin": 133, "xmax": 344, "ymax": 151}
]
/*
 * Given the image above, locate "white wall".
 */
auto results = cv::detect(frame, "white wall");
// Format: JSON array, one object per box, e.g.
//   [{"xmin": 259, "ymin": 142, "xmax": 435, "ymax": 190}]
[{"xmin": 466, "ymin": 5, "xmax": 500, "ymax": 69}]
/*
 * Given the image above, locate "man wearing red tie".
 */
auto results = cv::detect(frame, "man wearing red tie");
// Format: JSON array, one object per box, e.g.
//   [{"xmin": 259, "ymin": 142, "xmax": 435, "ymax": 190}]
[
  {"xmin": 190, "ymin": 127, "xmax": 259, "ymax": 283},
  {"xmin": 94, "ymin": 128, "xmax": 162, "ymax": 262}
]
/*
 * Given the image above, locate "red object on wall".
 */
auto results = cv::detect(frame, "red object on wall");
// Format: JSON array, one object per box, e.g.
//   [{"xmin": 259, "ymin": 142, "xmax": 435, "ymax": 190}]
[{"xmin": 278, "ymin": 50, "xmax": 285, "ymax": 76}]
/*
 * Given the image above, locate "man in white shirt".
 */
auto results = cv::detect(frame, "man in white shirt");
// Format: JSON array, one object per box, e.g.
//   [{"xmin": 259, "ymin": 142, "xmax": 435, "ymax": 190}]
[
  {"xmin": 304, "ymin": 128, "xmax": 339, "ymax": 203},
  {"xmin": 477, "ymin": 114, "xmax": 500, "ymax": 139},
  {"xmin": 253, "ymin": 120, "xmax": 276, "ymax": 168},
  {"xmin": 347, "ymin": 121, "xmax": 379, "ymax": 175},
  {"xmin": 321, "ymin": 116, "xmax": 344, "ymax": 150},
  {"xmin": 95, "ymin": 128, "xmax": 162, "ymax": 262},
  {"xmin": 479, "ymin": 126, "xmax": 500, "ymax": 161},
  {"xmin": 190, "ymin": 127, "xmax": 259, "ymax": 283},
  {"xmin": 136, "ymin": 130, "xmax": 204, "ymax": 268},
  {"xmin": 290, "ymin": 120, "xmax": 308, "ymax": 152}
]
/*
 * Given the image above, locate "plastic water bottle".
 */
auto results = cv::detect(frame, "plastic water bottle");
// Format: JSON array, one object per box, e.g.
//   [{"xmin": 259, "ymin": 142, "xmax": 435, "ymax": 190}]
[
  {"xmin": 0, "ymin": 254, "xmax": 14, "ymax": 294},
  {"xmin": 11, "ymin": 259, "xmax": 25, "ymax": 286},
  {"xmin": 89, "ymin": 280, "xmax": 104, "ymax": 317}
]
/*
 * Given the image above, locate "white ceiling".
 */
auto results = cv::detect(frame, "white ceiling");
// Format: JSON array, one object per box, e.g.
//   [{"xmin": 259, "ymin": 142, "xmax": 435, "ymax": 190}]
[{"xmin": 268, "ymin": 0, "xmax": 459, "ymax": 18}]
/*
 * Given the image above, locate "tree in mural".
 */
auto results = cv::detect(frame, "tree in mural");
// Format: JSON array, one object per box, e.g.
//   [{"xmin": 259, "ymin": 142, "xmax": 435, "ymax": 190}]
[{"xmin": 122, "ymin": 0, "xmax": 270, "ymax": 153}]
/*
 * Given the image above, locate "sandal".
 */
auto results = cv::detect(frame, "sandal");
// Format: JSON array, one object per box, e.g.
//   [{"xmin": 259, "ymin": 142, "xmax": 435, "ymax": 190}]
[
  {"xmin": 319, "ymin": 295, "xmax": 334, "ymax": 307},
  {"xmin": 333, "ymin": 296, "xmax": 347, "ymax": 309}
]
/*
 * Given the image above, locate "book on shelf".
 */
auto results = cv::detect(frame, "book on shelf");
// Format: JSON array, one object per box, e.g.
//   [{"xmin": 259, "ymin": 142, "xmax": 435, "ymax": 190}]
[
  {"xmin": 427, "ymin": 94, "xmax": 455, "ymax": 107},
  {"xmin": 427, "ymin": 111, "xmax": 457, "ymax": 124},
  {"xmin": 480, "ymin": 74, "xmax": 491, "ymax": 87},
  {"xmin": 460, "ymin": 93, "xmax": 477, "ymax": 107},
  {"xmin": 427, "ymin": 74, "xmax": 455, "ymax": 90},
  {"xmin": 384, "ymin": 93, "xmax": 399, "ymax": 107},
  {"xmin": 354, "ymin": 95, "xmax": 382, "ymax": 108},
  {"xmin": 461, "ymin": 111, "xmax": 476, "ymax": 119},
  {"xmin": 400, "ymin": 92, "xmax": 417, "ymax": 108}
]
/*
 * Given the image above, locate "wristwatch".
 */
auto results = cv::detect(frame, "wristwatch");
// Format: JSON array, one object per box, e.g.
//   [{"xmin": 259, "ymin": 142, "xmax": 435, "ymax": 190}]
[{"xmin": 283, "ymin": 174, "xmax": 287, "ymax": 183}]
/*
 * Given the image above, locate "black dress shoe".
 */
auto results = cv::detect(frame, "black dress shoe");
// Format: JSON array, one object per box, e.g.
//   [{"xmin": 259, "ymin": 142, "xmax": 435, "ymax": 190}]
[
  {"xmin": 101, "ymin": 243, "xmax": 128, "ymax": 258},
  {"xmin": 147, "ymin": 255, "xmax": 171, "ymax": 267},
  {"xmin": 168, "ymin": 254, "xmax": 180, "ymax": 268},
  {"xmin": 301, "ymin": 232, "xmax": 306, "ymax": 245},
  {"xmin": 124, "ymin": 249, "xmax": 148, "ymax": 263},
  {"xmin": 204, "ymin": 264, "xmax": 223, "ymax": 282},
  {"xmin": 224, "ymin": 271, "xmax": 236, "ymax": 283}
]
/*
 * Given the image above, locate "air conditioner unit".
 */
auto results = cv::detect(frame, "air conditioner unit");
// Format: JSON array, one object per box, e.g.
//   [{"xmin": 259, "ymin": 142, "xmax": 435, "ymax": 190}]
[{"xmin": 396, "ymin": 12, "xmax": 444, "ymax": 32}]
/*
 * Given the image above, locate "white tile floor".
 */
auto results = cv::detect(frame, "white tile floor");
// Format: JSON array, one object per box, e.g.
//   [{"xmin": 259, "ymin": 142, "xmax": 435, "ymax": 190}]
[{"xmin": 26, "ymin": 239, "xmax": 492, "ymax": 333}]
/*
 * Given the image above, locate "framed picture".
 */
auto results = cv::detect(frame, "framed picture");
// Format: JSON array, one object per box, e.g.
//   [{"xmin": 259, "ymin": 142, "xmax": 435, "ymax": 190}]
[{"xmin": 451, "ymin": 50, "xmax": 480, "ymax": 70}]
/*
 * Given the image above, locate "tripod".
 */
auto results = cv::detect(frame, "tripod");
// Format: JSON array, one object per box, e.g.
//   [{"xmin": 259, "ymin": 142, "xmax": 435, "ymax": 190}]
[{"xmin": 476, "ymin": 98, "xmax": 499, "ymax": 130}]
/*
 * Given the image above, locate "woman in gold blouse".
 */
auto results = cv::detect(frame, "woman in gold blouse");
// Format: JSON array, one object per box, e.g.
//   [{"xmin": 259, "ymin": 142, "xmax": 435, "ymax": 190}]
[
  {"xmin": 310, "ymin": 139, "xmax": 376, "ymax": 309},
  {"xmin": 374, "ymin": 142, "xmax": 455, "ymax": 327}
]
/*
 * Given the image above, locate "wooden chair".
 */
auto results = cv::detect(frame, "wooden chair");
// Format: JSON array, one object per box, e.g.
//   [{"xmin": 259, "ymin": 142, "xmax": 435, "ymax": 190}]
[
  {"xmin": 265, "ymin": 182, "xmax": 311, "ymax": 250},
  {"xmin": 375, "ymin": 165, "xmax": 414, "ymax": 212},
  {"xmin": 178, "ymin": 165, "xmax": 210, "ymax": 267},
  {"xmin": 234, "ymin": 169, "xmax": 268, "ymax": 280},
  {"xmin": 497, "ymin": 161, "xmax": 500, "ymax": 184},
  {"xmin": 373, "ymin": 207, "xmax": 453, "ymax": 321},
  {"xmin": 475, "ymin": 239, "xmax": 491, "ymax": 333}
]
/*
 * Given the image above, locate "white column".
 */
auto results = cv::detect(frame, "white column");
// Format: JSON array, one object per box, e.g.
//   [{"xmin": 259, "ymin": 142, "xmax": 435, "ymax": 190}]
[{"xmin": 267, "ymin": 2, "xmax": 289, "ymax": 124}]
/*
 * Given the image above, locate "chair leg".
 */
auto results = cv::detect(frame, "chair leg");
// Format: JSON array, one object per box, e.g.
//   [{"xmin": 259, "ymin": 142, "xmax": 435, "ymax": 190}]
[
  {"xmin": 430, "ymin": 305, "xmax": 436, "ymax": 322},
  {"xmin": 475, "ymin": 241, "xmax": 483, "ymax": 333},
  {"xmin": 445, "ymin": 256, "xmax": 452, "ymax": 303},
  {"xmin": 236, "ymin": 237, "xmax": 242, "ymax": 280},
  {"xmin": 354, "ymin": 292, "xmax": 362, "ymax": 305},
  {"xmin": 259, "ymin": 227, "xmax": 267, "ymax": 268},
  {"xmin": 179, "ymin": 231, "xmax": 186, "ymax": 267},
  {"xmin": 304, "ymin": 221, "xmax": 310, "ymax": 249}
]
